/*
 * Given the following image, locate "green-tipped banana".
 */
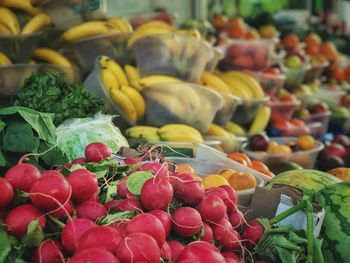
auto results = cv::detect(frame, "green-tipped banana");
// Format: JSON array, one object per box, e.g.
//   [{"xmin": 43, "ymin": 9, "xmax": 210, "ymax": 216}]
[
  {"xmin": 248, "ymin": 105, "xmax": 271, "ymax": 135},
  {"xmin": 225, "ymin": 121, "xmax": 246, "ymax": 136}
]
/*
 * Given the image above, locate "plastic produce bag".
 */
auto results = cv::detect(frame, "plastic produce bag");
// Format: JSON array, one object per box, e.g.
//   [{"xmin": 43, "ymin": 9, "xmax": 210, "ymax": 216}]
[{"xmin": 56, "ymin": 114, "xmax": 129, "ymax": 161}]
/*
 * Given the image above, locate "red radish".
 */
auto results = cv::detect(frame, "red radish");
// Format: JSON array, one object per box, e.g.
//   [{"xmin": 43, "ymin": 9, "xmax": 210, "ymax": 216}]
[
  {"xmin": 76, "ymin": 226, "xmax": 121, "ymax": 253},
  {"xmin": 172, "ymin": 207, "xmax": 203, "ymax": 237},
  {"xmin": 220, "ymin": 185, "xmax": 238, "ymax": 207},
  {"xmin": 4, "ymin": 163, "xmax": 41, "ymax": 192},
  {"xmin": 32, "ymin": 240, "xmax": 64, "ymax": 263},
  {"xmin": 51, "ymin": 201, "xmax": 74, "ymax": 219},
  {"xmin": 141, "ymin": 178, "xmax": 173, "ymax": 210},
  {"xmin": 104, "ymin": 200, "xmax": 122, "ymax": 212},
  {"xmin": 5, "ymin": 204, "xmax": 46, "ymax": 238},
  {"xmin": 110, "ymin": 221, "xmax": 128, "ymax": 237},
  {"xmin": 41, "ymin": 170, "xmax": 64, "ymax": 177},
  {"xmin": 116, "ymin": 232, "xmax": 160, "ymax": 263},
  {"xmin": 0, "ymin": 178, "xmax": 14, "ymax": 208},
  {"xmin": 85, "ymin": 142, "xmax": 111, "ymax": 162},
  {"xmin": 226, "ymin": 258, "xmax": 239, "ymax": 263},
  {"xmin": 67, "ymin": 169, "xmax": 98, "ymax": 203},
  {"xmin": 222, "ymin": 251, "xmax": 240, "ymax": 262},
  {"xmin": 29, "ymin": 175, "xmax": 71, "ymax": 211},
  {"xmin": 149, "ymin": 210, "xmax": 171, "ymax": 237},
  {"xmin": 241, "ymin": 220, "xmax": 265, "ymax": 249},
  {"xmin": 218, "ymin": 217, "xmax": 233, "ymax": 228},
  {"xmin": 105, "ymin": 198, "xmax": 142, "ymax": 213},
  {"xmin": 212, "ymin": 224, "xmax": 241, "ymax": 251},
  {"xmin": 201, "ymin": 223, "xmax": 213, "ymax": 242},
  {"xmin": 116, "ymin": 177, "xmax": 134, "ymax": 198},
  {"xmin": 228, "ymin": 208, "xmax": 244, "ymax": 229},
  {"xmin": 86, "ymin": 193, "xmax": 99, "ymax": 202},
  {"xmin": 140, "ymin": 162, "xmax": 169, "ymax": 179},
  {"xmin": 206, "ymin": 187, "xmax": 234, "ymax": 211},
  {"xmin": 160, "ymin": 241, "xmax": 172, "ymax": 260},
  {"xmin": 126, "ymin": 213, "xmax": 166, "ymax": 247},
  {"xmin": 69, "ymin": 248, "xmax": 119, "ymax": 263},
  {"xmin": 0, "ymin": 210, "xmax": 9, "ymax": 220},
  {"xmin": 124, "ymin": 157, "xmax": 141, "ymax": 164},
  {"xmin": 177, "ymin": 241, "xmax": 225, "ymax": 262},
  {"xmin": 198, "ymin": 195, "xmax": 227, "ymax": 223},
  {"xmin": 61, "ymin": 218, "xmax": 96, "ymax": 254},
  {"xmin": 168, "ymin": 240, "xmax": 184, "ymax": 261},
  {"xmin": 170, "ymin": 173, "xmax": 205, "ymax": 205},
  {"xmin": 71, "ymin": 157, "xmax": 86, "ymax": 165},
  {"xmin": 76, "ymin": 201, "xmax": 107, "ymax": 221}
]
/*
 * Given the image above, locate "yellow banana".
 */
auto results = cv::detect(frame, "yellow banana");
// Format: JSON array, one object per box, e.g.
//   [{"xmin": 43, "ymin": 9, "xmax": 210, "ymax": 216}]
[
  {"xmin": 102, "ymin": 58, "xmax": 129, "ymax": 86},
  {"xmin": 205, "ymin": 123, "xmax": 230, "ymax": 138},
  {"xmin": 32, "ymin": 48, "xmax": 72, "ymax": 68},
  {"xmin": 107, "ymin": 17, "xmax": 133, "ymax": 33},
  {"xmin": 61, "ymin": 21, "xmax": 121, "ymax": 42},
  {"xmin": 124, "ymin": 65, "xmax": 142, "ymax": 91},
  {"xmin": 226, "ymin": 71, "xmax": 264, "ymax": 100},
  {"xmin": 125, "ymin": 126, "xmax": 159, "ymax": 136},
  {"xmin": 0, "ymin": 22, "xmax": 12, "ymax": 35},
  {"xmin": 174, "ymin": 28, "xmax": 201, "ymax": 39},
  {"xmin": 100, "ymin": 68, "xmax": 119, "ymax": 92},
  {"xmin": 127, "ymin": 26, "xmax": 172, "ymax": 47},
  {"xmin": 120, "ymin": 86, "xmax": 146, "ymax": 120},
  {"xmin": 109, "ymin": 88, "xmax": 138, "ymax": 123},
  {"xmin": 135, "ymin": 20, "xmax": 173, "ymax": 32},
  {"xmin": 248, "ymin": 105, "xmax": 271, "ymax": 135},
  {"xmin": 159, "ymin": 124, "xmax": 202, "ymax": 139},
  {"xmin": 160, "ymin": 131, "xmax": 203, "ymax": 143},
  {"xmin": 21, "ymin": 13, "xmax": 51, "ymax": 34},
  {"xmin": 0, "ymin": 52, "xmax": 12, "ymax": 65},
  {"xmin": 0, "ymin": 7, "xmax": 20, "ymax": 35},
  {"xmin": 200, "ymin": 71, "xmax": 231, "ymax": 94},
  {"xmin": 139, "ymin": 75, "xmax": 181, "ymax": 87},
  {"xmin": 215, "ymin": 73, "xmax": 253, "ymax": 100},
  {"xmin": 224, "ymin": 121, "xmax": 246, "ymax": 136},
  {"xmin": 0, "ymin": 0, "xmax": 42, "ymax": 15}
]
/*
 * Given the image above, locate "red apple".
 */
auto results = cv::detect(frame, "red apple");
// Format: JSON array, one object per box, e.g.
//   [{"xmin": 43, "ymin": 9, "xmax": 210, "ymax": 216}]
[
  {"xmin": 333, "ymin": 135, "xmax": 350, "ymax": 148},
  {"xmin": 308, "ymin": 103, "xmax": 329, "ymax": 114},
  {"xmin": 321, "ymin": 143, "xmax": 347, "ymax": 160}
]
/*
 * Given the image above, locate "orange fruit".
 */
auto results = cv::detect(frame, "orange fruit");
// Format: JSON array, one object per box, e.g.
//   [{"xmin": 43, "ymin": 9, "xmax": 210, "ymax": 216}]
[
  {"xmin": 212, "ymin": 15, "xmax": 228, "ymax": 28},
  {"xmin": 175, "ymin": 163, "xmax": 195, "ymax": 174},
  {"xmin": 202, "ymin": 174, "xmax": 229, "ymax": 189},
  {"xmin": 282, "ymin": 34, "xmax": 300, "ymax": 49},
  {"xmin": 296, "ymin": 135, "xmax": 315, "ymax": 151},
  {"xmin": 227, "ymin": 152, "xmax": 252, "ymax": 167},
  {"xmin": 228, "ymin": 17, "xmax": 245, "ymax": 29},
  {"xmin": 267, "ymin": 141, "xmax": 279, "ymax": 151},
  {"xmin": 250, "ymin": 160, "xmax": 273, "ymax": 177},
  {"xmin": 320, "ymin": 42, "xmax": 339, "ymax": 62},
  {"xmin": 330, "ymin": 66, "xmax": 345, "ymax": 81},
  {"xmin": 344, "ymin": 65, "xmax": 350, "ymax": 83},
  {"xmin": 304, "ymin": 33, "xmax": 321, "ymax": 47},
  {"xmin": 228, "ymin": 172, "xmax": 257, "ymax": 190},
  {"xmin": 245, "ymin": 28, "xmax": 260, "ymax": 40},
  {"xmin": 305, "ymin": 45, "xmax": 320, "ymax": 56},
  {"xmin": 267, "ymin": 145, "xmax": 292, "ymax": 155},
  {"xmin": 218, "ymin": 169, "xmax": 237, "ymax": 181},
  {"xmin": 228, "ymin": 26, "xmax": 246, "ymax": 39}
]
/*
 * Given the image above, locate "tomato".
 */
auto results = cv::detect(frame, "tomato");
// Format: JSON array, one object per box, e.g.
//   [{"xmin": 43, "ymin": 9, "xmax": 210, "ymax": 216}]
[
  {"xmin": 290, "ymin": 119, "xmax": 305, "ymax": 127},
  {"xmin": 264, "ymin": 67, "xmax": 281, "ymax": 75},
  {"xmin": 279, "ymin": 94, "xmax": 296, "ymax": 103},
  {"xmin": 272, "ymin": 118, "xmax": 291, "ymax": 130},
  {"xmin": 282, "ymin": 34, "xmax": 300, "ymax": 49}
]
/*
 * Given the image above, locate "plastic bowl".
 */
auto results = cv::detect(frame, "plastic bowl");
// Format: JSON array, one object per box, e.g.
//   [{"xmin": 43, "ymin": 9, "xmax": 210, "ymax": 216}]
[
  {"xmin": 0, "ymin": 32, "xmax": 44, "ymax": 62},
  {"xmin": 231, "ymin": 97, "xmax": 269, "ymax": 126},
  {"xmin": 242, "ymin": 137, "xmax": 324, "ymax": 169},
  {"xmin": 132, "ymin": 32, "xmax": 213, "ymax": 82},
  {"xmin": 281, "ymin": 63, "xmax": 311, "ymax": 89},
  {"xmin": 0, "ymin": 63, "xmax": 80, "ymax": 96},
  {"xmin": 204, "ymin": 135, "xmax": 247, "ymax": 153},
  {"xmin": 304, "ymin": 61, "xmax": 329, "ymax": 83},
  {"xmin": 214, "ymin": 94, "xmax": 241, "ymax": 126},
  {"xmin": 218, "ymin": 39, "xmax": 275, "ymax": 71},
  {"xmin": 316, "ymin": 86, "xmax": 345, "ymax": 105},
  {"xmin": 141, "ymin": 82, "xmax": 223, "ymax": 133},
  {"xmin": 301, "ymin": 111, "xmax": 331, "ymax": 137},
  {"xmin": 250, "ymin": 71, "xmax": 286, "ymax": 97},
  {"xmin": 267, "ymin": 100, "xmax": 301, "ymax": 122},
  {"xmin": 205, "ymin": 47, "xmax": 224, "ymax": 72},
  {"xmin": 72, "ymin": 32, "xmax": 130, "ymax": 74},
  {"xmin": 84, "ymin": 58, "xmax": 135, "ymax": 127},
  {"xmin": 40, "ymin": 0, "xmax": 107, "ymax": 31}
]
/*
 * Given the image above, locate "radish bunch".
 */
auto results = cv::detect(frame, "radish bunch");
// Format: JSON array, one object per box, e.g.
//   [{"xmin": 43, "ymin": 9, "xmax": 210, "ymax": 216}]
[{"xmin": 0, "ymin": 141, "xmax": 266, "ymax": 263}]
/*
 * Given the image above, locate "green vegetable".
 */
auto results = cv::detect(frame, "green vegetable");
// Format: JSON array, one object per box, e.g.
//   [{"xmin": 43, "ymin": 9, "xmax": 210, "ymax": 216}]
[
  {"xmin": 13, "ymin": 73, "xmax": 106, "ymax": 125},
  {"xmin": 126, "ymin": 171, "xmax": 154, "ymax": 195},
  {"xmin": 0, "ymin": 226, "xmax": 26, "ymax": 263}
]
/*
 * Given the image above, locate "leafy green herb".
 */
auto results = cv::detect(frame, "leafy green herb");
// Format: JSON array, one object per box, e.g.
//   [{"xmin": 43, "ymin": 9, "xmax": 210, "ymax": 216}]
[
  {"xmin": 13, "ymin": 73, "xmax": 106, "ymax": 125},
  {"xmin": 98, "ymin": 210, "xmax": 138, "ymax": 225}
]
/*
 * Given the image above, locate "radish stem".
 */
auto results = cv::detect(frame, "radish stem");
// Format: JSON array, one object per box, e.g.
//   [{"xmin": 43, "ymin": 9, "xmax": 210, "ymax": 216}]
[
  {"xmin": 48, "ymin": 215, "xmax": 65, "ymax": 229},
  {"xmin": 269, "ymin": 200, "xmax": 306, "ymax": 225}
]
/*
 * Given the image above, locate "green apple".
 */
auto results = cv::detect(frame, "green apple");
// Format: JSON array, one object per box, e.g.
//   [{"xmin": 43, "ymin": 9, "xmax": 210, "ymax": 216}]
[
  {"xmin": 332, "ymin": 106, "xmax": 350, "ymax": 118},
  {"xmin": 285, "ymin": 55, "xmax": 302, "ymax": 69}
]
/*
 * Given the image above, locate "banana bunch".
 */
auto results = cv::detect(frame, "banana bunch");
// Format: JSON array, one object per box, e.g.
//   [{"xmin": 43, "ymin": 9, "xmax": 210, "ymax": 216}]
[
  {"xmin": 214, "ymin": 71, "xmax": 264, "ymax": 100},
  {"xmin": 125, "ymin": 126, "xmax": 161, "ymax": 142},
  {"xmin": 199, "ymin": 71, "xmax": 231, "ymax": 94},
  {"xmin": 139, "ymin": 75, "xmax": 182, "ymax": 88},
  {"xmin": 99, "ymin": 56, "xmax": 146, "ymax": 123},
  {"xmin": 0, "ymin": 6, "xmax": 51, "ymax": 35},
  {"xmin": 61, "ymin": 16, "xmax": 132, "ymax": 42},
  {"xmin": 205, "ymin": 123, "xmax": 230, "ymax": 138},
  {"xmin": 0, "ymin": 52, "xmax": 11, "ymax": 65},
  {"xmin": 159, "ymin": 124, "xmax": 203, "ymax": 142},
  {"xmin": 224, "ymin": 121, "xmax": 246, "ymax": 136}
]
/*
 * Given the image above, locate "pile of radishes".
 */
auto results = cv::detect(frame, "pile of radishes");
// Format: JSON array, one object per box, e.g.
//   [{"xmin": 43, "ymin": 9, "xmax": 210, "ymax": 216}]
[{"xmin": 0, "ymin": 142, "xmax": 268, "ymax": 263}]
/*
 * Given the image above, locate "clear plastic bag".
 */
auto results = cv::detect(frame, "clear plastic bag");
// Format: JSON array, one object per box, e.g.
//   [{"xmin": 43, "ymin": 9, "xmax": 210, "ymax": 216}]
[{"xmin": 56, "ymin": 114, "xmax": 129, "ymax": 161}]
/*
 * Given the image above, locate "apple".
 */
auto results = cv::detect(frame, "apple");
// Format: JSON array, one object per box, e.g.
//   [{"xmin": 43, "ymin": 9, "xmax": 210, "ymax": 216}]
[
  {"xmin": 318, "ymin": 156, "xmax": 344, "ymax": 171},
  {"xmin": 321, "ymin": 143, "xmax": 347, "ymax": 160},
  {"xmin": 333, "ymin": 135, "xmax": 350, "ymax": 149},
  {"xmin": 332, "ymin": 106, "xmax": 350, "ymax": 118},
  {"xmin": 248, "ymin": 134, "xmax": 269, "ymax": 151},
  {"xmin": 308, "ymin": 102, "xmax": 329, "ymax": 114},
  {"xmin": 285, "ymin": 55, "xmax": 302, "ymax": 69}
]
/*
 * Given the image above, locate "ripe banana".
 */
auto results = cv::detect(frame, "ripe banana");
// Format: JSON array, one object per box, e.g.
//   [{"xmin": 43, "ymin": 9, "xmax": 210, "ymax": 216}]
[
  {"xmin": 21, "ymin": 13, "xmax": 51, "ymax": 34},
  {"xmin": 174, "ymin": 28, "xmax": 201, "ymax": 39},
  {"xmin": 124, "ymin": 65, "xmax": 142, "ymax": 91},
  {"xmin": 32, "ymin": 48, "xmax": 72, "ymax": 68},
  {"xmin": 0, "ymin": 7, "xmax": 20, "ymax": 34},
  {"xmin": 0, "ymin": 0, "xmax": 42, "ymax": 15},
  {"xmin": 109, "ymin": 88, "xmax": 138, "ymax": 123},
  {"xmin": 120, "ymin": 86, "xmax": 146, "ymax": 120},
  {"xmin": 0, "ymin": 22, "xmax": 11, "ymax": 35},
  {"xmin": 224, "ymin": 121, "xmax": 246, "ymax": 136},
  {"xmin": 226, "ymin": 71, "xmax": 264, "ymax": 100},
  {"xmin": 133, "ymin": 133, "xmax": 161, "ymax": 142},
  {"xmin": 0, "ymin": 52, "xmax": 12, "ymax": 65},
  {"xmin": 125, "ymin": 126, "xmax": 159, "ymax": 136},
  {"xmin": 107, "ymin": 17, "xmax": 133, "ymax": 33},
  {"xmin": 159, "ymin": 131, "xmax": 203, "ymax": 143},
  {"xmin": 100, "ymin": 68, "xmax": 119, "ymax": 92},
  {"xmin": 135, "ymin": 20, "xmax": 173, "ymax": 32},
  {"xmin": 200, "ymin": 71, "xmax": 231, "ymax": 94},
  {"xmin": 127, "ymin": 26, "xmax": 173, "ymax": 47},
  {"xmin": 205, "ymin": 123, "xmax": 230, "ymax": 138},
  {"xmin": 139, "ymin": 75, "xmax": 181, "ymax": 87},
  {"xmin": 99, "ymin": 56, "xmax": 129, "ymax": 86},
  {"xmin": 61, "ymin": 21, "xmax": 121, "ymax": 42},
  {"xmin": 159, "ymin": 124, "xmax": 202, "ymax": 139},
  {"xmin": 215, "ymin": 73, "xmax": 253, "ymax": 100},
  {"xmin": 248, "ymin": 105, "xmax": 271, "ymax": 135}
]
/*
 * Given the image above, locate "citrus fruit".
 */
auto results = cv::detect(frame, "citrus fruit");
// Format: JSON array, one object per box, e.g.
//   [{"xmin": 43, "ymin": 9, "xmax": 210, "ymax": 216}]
[
  {"xmin": 296, "ymin": 135, "xmax": 315, "ymax": 151},
  {"xmin": 228, "ymin": 172, "xmax": 257, "ymax": 190},
  {"xmin": 202, "ymin": 174, "xmax": 229, "ymax": 189}
]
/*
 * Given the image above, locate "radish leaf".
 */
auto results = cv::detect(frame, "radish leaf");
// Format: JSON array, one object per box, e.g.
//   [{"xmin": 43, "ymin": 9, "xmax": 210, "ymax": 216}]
[{"xmin": 126, "ymin": 171, "xmax": 154, "ymax": 195}]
